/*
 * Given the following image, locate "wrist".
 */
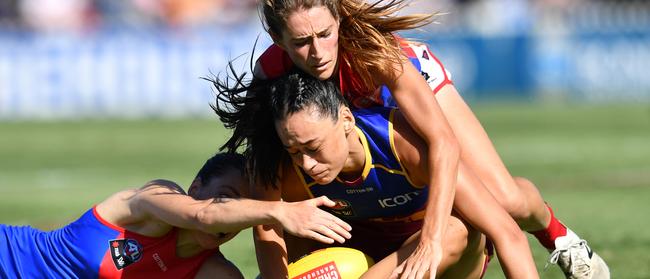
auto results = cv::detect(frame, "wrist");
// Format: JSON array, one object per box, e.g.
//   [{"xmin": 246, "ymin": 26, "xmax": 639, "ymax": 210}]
[
  {"xmin": 420, "ymin": 224, "xmax": 443, "ymax": 243},
  {"xmin": 268, "ymin": 201, "xmax": 284, "ymax": 224}
]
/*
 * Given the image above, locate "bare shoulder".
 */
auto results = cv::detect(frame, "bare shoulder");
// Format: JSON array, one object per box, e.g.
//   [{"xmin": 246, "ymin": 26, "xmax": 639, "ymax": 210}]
[
  {"xmin": 96, "ymin": 179, "xmax": 184, "ymax": 228},
  {"xmin": 194, "ymin": 252, "xmax": 244, "ymax": 279},
  {"xmin": 372, "ymin": 54, "xmax": 421, "ymax": 86}
]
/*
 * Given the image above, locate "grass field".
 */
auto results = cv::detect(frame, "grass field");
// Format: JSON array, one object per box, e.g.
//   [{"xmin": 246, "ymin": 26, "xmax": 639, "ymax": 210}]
[{"xmin": 1, "ymin": 103, "xmax": 649, "ymax": 278}]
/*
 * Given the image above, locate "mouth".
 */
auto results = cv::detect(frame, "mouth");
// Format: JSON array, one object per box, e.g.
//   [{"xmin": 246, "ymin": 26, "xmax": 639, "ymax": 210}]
[
  {"xmin": 308, "ymin": 169, "xmax": 326, "ymax": 179},
  {"xmin": 312, "ymin": 61, "xmax": 330, "ymax": 72}
]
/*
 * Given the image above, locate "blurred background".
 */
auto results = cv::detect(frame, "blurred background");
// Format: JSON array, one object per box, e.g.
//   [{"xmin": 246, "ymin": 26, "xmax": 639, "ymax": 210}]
[
  {"xmin": 2, "ymin": 0, "xmax": 650, "ymax": 119},
  {"xmin": 0, "ymin": 0, "xmax": 649, "ymax": 278}
]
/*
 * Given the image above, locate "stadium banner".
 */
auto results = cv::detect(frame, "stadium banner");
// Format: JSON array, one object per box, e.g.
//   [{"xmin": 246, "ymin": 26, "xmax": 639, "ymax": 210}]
[{"xmin": 1, "ymin": 27, "xmax": 649, "ymax": 119}]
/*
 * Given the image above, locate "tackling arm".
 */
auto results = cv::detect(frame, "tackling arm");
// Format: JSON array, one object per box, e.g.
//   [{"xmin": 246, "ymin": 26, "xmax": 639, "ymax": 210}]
[
  {"xmin": 132, "ymin": 180, "xmax": 351, "ymax": 240},
  {"xmin": 381, "ymin": 57, "xmax": 459, "ymax": 278}
]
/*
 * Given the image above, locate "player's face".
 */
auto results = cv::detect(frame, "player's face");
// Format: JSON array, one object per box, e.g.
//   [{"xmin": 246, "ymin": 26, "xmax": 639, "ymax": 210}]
[
  {"xmin": 276, "ymin": 106, "xmax": 354, "ymax": 185},
  {"xmin": 191, "ymin": 168, "xmax": 249, "ymax": 201},
  {"xmin": 275, "ymin": 6, "xmax": 340, "ymax": 80},
  {"xmin": 188, "ymin": 169, "xmax": 248, "ymax": 247}
]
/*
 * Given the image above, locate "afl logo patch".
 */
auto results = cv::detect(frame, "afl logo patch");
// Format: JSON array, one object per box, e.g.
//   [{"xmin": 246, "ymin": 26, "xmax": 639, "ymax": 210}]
[
  {"xmin": 108, "ymin": 238, "xmax": 143, "ymax": 270},
  {"xmin": 330, "ymin": 199, "xmax": 355, "ymax": 217}
]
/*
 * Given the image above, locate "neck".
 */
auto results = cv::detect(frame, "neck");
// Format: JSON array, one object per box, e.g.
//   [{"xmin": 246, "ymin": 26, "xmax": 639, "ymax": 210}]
[
  {"xmin": 339, "ymin": 128, "xmax": 365, "ymax": 180},
  {"xmin": 175, "ymin": 229, "xmax": 212, "ymax": 258}
]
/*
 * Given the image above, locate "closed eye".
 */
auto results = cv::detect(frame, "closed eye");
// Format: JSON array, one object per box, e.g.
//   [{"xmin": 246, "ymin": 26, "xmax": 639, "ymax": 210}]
[{"xmin": 293, "ymin": 39, "xmax": 308, "ymax": 47}]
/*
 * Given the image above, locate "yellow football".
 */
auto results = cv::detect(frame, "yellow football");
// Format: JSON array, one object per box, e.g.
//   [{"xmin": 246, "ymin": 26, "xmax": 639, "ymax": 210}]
[{"xmin": 287, "ymin": 247, "xmax": 375, "ymax": 279}]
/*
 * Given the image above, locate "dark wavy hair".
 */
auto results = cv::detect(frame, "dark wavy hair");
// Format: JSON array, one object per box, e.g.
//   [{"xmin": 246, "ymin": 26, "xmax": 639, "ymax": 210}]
[
  {"xmin": 207, "ymin": 64, "xmax": 346, "ymax": 188},
  {"xmin": 194, "ymin": 152, "xmax": 246, "ymax": 187}
]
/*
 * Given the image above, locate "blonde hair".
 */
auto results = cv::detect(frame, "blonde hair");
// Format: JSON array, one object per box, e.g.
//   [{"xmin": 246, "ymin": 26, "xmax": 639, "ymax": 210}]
[{"xmin": 261, "ymin": 0, "xmax": 437, "ymax": 90}]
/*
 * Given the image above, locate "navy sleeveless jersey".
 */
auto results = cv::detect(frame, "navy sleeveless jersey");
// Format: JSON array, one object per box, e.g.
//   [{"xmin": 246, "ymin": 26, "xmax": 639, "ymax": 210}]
[{"xmin": 294, "ymin": 107, "xmax": 428, "ymax": 222}]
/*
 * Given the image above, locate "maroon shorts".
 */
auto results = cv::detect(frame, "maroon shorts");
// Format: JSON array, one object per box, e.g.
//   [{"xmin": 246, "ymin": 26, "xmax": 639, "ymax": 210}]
[{"xmin": 342, "ymin": 219, "xmax": 423, "ymax": 262}]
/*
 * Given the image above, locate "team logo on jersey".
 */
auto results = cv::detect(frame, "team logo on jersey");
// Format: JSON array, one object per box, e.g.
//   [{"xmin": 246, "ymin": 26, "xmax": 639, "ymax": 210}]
[
  {"xmin": 108, "ymin": 238, "xmax": 143, "ymax": 270},
  {"xmin": 330, "ymin": 199, "xmax": 355, "ymax": 217},
  {"xmin": 421, "ymin": 49, "xmax": 430, "ymax": 60},
  {"xmin": 378, "ymin": 191, "xmax": 421, "ymax": 208}
]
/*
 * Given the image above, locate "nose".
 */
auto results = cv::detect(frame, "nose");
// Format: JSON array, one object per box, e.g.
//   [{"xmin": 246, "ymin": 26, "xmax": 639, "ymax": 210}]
[
  {"xmin": 309, "ymin": 37, "xmax": 324, "ymax": 60},
  {"xmin": 299, "ymin": 153, "xmax": 318, "ymax": 172}
]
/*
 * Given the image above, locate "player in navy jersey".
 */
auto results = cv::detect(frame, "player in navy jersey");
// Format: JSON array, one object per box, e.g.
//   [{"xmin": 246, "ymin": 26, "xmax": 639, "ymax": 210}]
[
  {"xmin": 0, "ymin": 153, "xmax": 351, "ymax": 278},
  {"xmin": 212, "ymin": 70, "xmax": 538, "ymax": 278}
]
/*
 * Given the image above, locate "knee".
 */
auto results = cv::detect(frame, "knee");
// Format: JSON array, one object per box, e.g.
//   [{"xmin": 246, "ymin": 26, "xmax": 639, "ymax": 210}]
[
  {"xmin": 513, "ymin": 176, "xmax": 536, "ymax": 190},
  {"xmin": 444, "ymin": 216, "xmax": 471, "ymax": 261},
  {"xmin": 502, "ymin": 176, "xmax": 541, "ymax": 221},
  {"xmin": 491, "ymin": 185, "xmax": 529, "ymax": 221}
]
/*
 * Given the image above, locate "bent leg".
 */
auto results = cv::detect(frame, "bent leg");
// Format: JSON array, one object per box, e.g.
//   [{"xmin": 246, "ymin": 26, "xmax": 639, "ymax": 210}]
[
  {"xmin": 435, "ymin": 86, "xmax": 610, "ymax": 278},
  {"xmin": 435, "ymin": 85, "xmax": 549, "ymax": 231}
]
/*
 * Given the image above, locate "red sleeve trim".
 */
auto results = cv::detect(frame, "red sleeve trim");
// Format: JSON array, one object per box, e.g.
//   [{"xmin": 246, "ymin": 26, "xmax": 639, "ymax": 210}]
[
  {"xmin": 256, "ymin": 44, "xmax": 295, "ymax": 80},
  {"xmin": 93, "ymin": 206, "xmax": 125, "ymax": 232},
  {"xmin": 427, "ymin": 47, "xmax": 453, "ymax": 94}
]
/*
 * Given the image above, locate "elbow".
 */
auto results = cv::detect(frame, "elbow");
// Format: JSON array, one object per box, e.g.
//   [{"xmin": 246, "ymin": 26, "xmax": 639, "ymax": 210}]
[
  {"xmin": 446, "ymin": 134, "xmax": 460, "ymax": 161},
  {"xmin": 193, "ymin": 208, "xmax": 215, "ymax": 233},
  {"xmin": 432, "ymin": 131, "xmax": 460, "ymax": 163}
]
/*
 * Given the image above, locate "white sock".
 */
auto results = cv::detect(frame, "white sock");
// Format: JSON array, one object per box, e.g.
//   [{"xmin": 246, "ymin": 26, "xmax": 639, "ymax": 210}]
[{"xmin": 554, "ymin": 228, "xmax": 580, "ymax": 250}]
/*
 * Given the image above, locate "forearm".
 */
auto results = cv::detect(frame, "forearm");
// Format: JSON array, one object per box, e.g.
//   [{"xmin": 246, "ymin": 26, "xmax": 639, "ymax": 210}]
[
  {"xmin": 254, "ymin": 224, "xmax": 289, "ymax": 278},
  {"xmin": 421, "ymin": 140, "xmax": 458, "ymax": 243},
  {"xmin": 196, "ymin": 199, "xmax": 283, "ymax": 233},
  {"xmin": 390, "ymin": 62, "xmax": 460, "ymax": 243}
]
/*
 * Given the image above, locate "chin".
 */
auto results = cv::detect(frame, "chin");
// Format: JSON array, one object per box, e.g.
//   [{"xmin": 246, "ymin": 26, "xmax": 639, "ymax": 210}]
[
  {"xmin": 314, "ymin": 175, "xmax": 335, "ymax": 185},
  {"xmin": 315, "ymin": 71, "xmax": 332, "ymax": 80},
  {"xmin": 312, "ymin": 68, "xmax": 334, "ymax": 80}
]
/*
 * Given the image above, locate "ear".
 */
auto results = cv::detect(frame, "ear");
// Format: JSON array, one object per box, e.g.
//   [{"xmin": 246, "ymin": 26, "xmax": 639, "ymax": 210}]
[{"xmin": 340, "ymin": 106, "xmax": 355, "ymax": 134}]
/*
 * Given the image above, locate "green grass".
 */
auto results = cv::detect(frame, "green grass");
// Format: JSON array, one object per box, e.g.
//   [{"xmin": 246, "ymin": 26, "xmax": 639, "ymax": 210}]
[{"xmin": 1, "ymin": 103, "xmax": 649, "ymax": 278}]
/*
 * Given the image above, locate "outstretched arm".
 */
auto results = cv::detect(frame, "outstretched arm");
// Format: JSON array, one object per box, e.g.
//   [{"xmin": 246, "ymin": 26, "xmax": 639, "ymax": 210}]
[{"xmin": 131, "ymin": 180, "xmax": 351, "ymax": 242}]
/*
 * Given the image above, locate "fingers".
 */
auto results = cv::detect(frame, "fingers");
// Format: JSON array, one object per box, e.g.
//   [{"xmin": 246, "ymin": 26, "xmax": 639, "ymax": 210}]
[
  {"xmin": 400, "ymin": 259, "xmax": 415, "ymax": 279},
  {"xmin": 413, "ymin": 261, "xmax": 427, "ymax": 279},
  {"xmin": 391, "ymin": 262, "xmax": 406, "ymax": 279},
  {"xmin": 312, "ymin": 223, "xmax": 348, "ymax": 244},
  {"xmin": 304, "ymin": 230, "xmax": 335, "ymax": 244},
  {"xmin": 317, "ymin": 196, "xmax": 336, "ymax": 207},
  {"xmin": 323, "ymin": 212, "xmax": 351, "ymax": 236},
  {"xmin": 395, "ymin": 253, "xmax": 437, "ymax": 279},
  {"xmin": 300, "ymin": 214, "xmax": 351, "ymax": 244},
  {"xmin": 322, "ymin": 221, "xmax": 351, "ymax": 242}
]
